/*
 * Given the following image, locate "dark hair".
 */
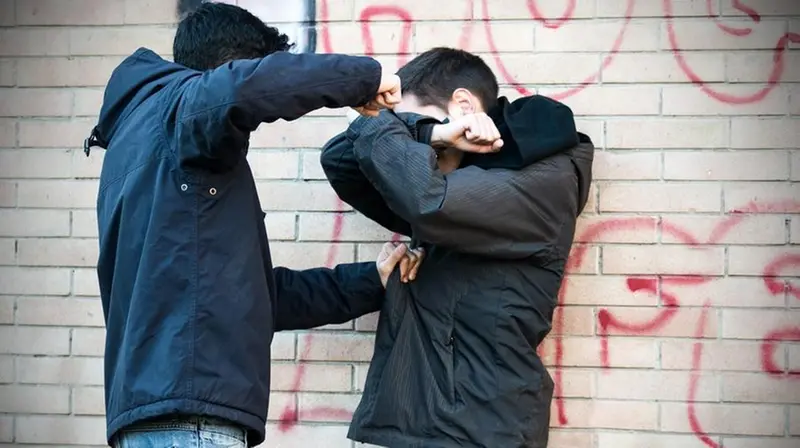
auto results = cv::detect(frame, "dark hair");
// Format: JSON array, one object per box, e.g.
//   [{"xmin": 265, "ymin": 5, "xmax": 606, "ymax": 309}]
[
  {"xmin": 173, "ymin": 2, "xmax": 293, "ymax": 71},
  {"xmin": 396, "ymin": 47, "xmax": 499, "ymax": 111}
]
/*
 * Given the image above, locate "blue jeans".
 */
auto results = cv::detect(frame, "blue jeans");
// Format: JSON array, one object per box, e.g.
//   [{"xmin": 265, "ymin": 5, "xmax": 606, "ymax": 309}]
[{"xmin": 112, "ymin": 416, "xmax": 247, "ymax": 448}]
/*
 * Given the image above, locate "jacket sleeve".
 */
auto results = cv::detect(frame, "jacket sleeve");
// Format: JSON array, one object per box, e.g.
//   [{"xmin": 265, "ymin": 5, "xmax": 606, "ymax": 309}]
[
  {"xmin": 176, "ymin": 52, "xmax": 382, "ymax": 171},
  {"xmin": 320, "ymin": 131, "xmax": 413, "ymax": 236},
  {"xmin": 272, "ymin": 262, "xmax": 384, "ymax": 331},
  {"xmin": 350, "ymin": 111, "xmax": 580, "ymax": 260}
]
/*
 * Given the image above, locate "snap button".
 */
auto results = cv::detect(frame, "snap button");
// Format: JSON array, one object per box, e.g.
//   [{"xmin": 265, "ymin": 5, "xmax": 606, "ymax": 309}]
[
  {"xmin": 180, "ymin": 184, "xmax": 188, "ymax": 191},
  {"xmin": 209, "ymin": 187, "xmax": 217, "ymax": 195}
]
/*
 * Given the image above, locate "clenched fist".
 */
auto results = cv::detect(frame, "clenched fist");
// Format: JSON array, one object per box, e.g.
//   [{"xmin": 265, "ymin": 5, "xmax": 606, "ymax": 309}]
[
  {"xmin": 353, "ymin": 68, "xmax": 402, "ymax": 118},
  {"xmin": 430, "ymin": 113, "xmax": 504, "ymax": 153}
]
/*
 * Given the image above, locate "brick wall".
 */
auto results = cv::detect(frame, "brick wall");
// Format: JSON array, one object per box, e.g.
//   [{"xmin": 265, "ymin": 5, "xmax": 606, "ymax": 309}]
[{"xmin": 0, "ymin": 0, "xmax": 799, "ymax": 447}]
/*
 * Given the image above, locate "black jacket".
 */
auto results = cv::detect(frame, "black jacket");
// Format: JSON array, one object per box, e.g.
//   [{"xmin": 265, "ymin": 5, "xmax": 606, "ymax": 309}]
[
  {"xmin": 320, "ymin": 96, "xmax": 594, "ymax": 447},
  {"xmin": 90, "ymin": 48, "xmax": 389, "ymax": 446}
]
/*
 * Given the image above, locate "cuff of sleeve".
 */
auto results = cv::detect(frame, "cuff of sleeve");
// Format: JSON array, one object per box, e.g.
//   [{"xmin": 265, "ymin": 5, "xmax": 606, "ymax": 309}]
[{"xmin": 352, "ymin": 57, "xmax": 383, "ymax": 107}]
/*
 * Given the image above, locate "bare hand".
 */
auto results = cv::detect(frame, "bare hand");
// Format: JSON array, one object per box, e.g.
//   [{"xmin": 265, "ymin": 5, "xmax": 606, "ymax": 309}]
[
  {"xmin": 375, "ymin": 242, "xmax": 426, "ymax": 287},
  {"xmin": 352, "ymin": 69, "xmax": 402, "ymax": 118},
  {"xmin": 430, "ymin": 113, "xmax": 503, "ymax": 153}
]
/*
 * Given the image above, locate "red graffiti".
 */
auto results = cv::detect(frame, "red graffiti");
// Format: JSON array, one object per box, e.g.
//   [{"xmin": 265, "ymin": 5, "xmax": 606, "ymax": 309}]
[
  {"xmin": 706, "ymin": 0, "xmax": 758, "ymax": 37},
  {"xmin": 666, "ymin": 0, "xmax": 800, "ymax": 104},
  {"xmin": 688, "ymin": 302, "xmax": 717, "ymax": 448},
  {"xmin": 761, "ymin": 328, "xmax": 800, "ymax": 379},
  {"xmin": 359, "ymin": 5, "xmax": 413, "ymax": 65},
  {"xmin": 560, "ymin": 201, "xmax": 800, "ymax": 448}
]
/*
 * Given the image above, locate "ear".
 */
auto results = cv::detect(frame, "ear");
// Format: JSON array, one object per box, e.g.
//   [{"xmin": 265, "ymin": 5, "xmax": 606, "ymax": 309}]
[{"xmin": 451, "ymin": 88, "xmax": 479, "ymax": 114}]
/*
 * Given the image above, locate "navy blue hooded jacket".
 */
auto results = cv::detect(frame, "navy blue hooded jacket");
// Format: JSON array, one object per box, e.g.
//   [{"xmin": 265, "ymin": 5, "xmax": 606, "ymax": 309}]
[{"xmin": 89, "ymin": 48, "xmax": 387, "ymax": 446}]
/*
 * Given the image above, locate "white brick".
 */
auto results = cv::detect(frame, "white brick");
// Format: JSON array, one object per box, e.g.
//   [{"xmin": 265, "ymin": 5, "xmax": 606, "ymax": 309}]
[
  {"xmin": 73, "ymin": 386, "xmax": 104, "ymax": 415},
  {"xmin": 600, "ymin": 182, "xmax": 721, "ymax": 213},
  {"xmin": 71, "ymin": 210, "xmax": 99, "ymax": 238},
  {"xmin": 72, "ymin": 146, "xmax": 105, "ymax": 179},
  {"xmin": 73, "ymin": 89, "xmax": 104, "ymax": 117},
  {"xmin": 662, "ymin": 215, "xmax": 787, "ymax": 246},
  {"xmin": 479, "ymin": 0, "xmax": 596, "ymax": 20},
  {"xmin": 261, "ymin": 424, "xmax": 350, "ymax": 448},
  {"xmin": 0, "ymin": 61, "xmax": 14, "ymax": 87},
  {"xmin": 484, "ymin": 53, "xmax": 601, "ymax": 85},
  {"xmin": 597, "ymin": 433, "xmax": 715, "ymax": 448},
  {"xmin": 299, "ymin": 213, "xmax": 394, "ymax": 242},
  {"xmin": 0, "ymin": 297, "xmax": 12, "ymax": 324},
  {"xmin": 792, "ymin": 216, "xmax": 800, "ymax": 244},
  {"xmin": 265, "ymin": 212, "xmax": 297, "ymax": 241},
  {"xmin": 0, "ymin": 384, "xmax": 70, "ymax": 414},
  {"xmin": 0, "ymin": 355, "xmax": 12, "ymax": 383},
  {"xmin": 0, "ymin": 181, "xmax": 15, "ymax": 206},
  {"xmin": 664, "ymin": 150, "xmax": 790, "ymax": 181},
  {"xmin": 0, "ymin": 240, "xmax": 14, "ymax": 266},
  {"xmin": 256, "ymin": 181, "xmax": 345, "ymax": 212},
  {"xmin": 18, "ymin": 119, "xmax": 94, "ymax": 148},
  {"xmin": 0, "ymin": 120, "xmax": 15, "ymax": 147},
  {"xmin": 663, "ymin": 19, "xmax": 788, "ymax": 50},
  {"xmin": 73, "ymin": 268, "xmax": 100, "ymax": 297},
  {"xmin": 69, "ymin": 27, "xmax": 175, "ymax": 55},
  {"xmin": 301, "ymin": 151, "xmax": 327, "ymax": 180},
  {"xmin": 662, "ymin": 85, "xmax": 790, "ymax": 116},
  {"xmin": 607, "ymin": 119, "xmax": 729, "ymax": 149},
  {"xmin": 0, "ymin": 149, "xmax": 73, "ymax": 178},
  {"xmin": 248, "ymin": 150, "xmax": 300, "ymax": 180},
  {"xmin": 727, "ymin": 52, "xmax": 800, "ymax": 83},
  {"xmin": 16, "ymin": 0, "xmax": 125, "ymax": 25},
  {"xmin": 71, "ymin": 328, "xmax": 105, "ymax": 357},
  {"xmin": 0, "ymin": 28, "xmax": 70, "ymax": 56},
  {"xmin": 17, "ymin": 180, "xmax": 99, "ymax": 209},
  {"xmin": 603, "ymin": 52, "xmax": 726, "ymax": 83},
  {"xmin": 0, "ymin": 326, "xmax": 70, "ymax": 355},
  {"xmin": 124, "ymin": 0, "xmax": 182, "ymax": 24},
  {"xmin": 415, "ymin": 21, "xmax": 533, "ymax": 53},
  {"xmin": 17, "ymin": 57, "xmax": 123, "ymax": 88},
  {"xmin": 270, "ymin": 242, "xmax": 354, "ymax": 269},
  {"xmin": 15, "ymin": 297, "xmax": 104, "ymax": 327},
  {"xmin": 535, "ymin": 20, "xmax": 660, "ymax": 52},
  {"xmin": 17, "ymin": 238, "xmax": 98, "ymax": 267},
  {"xmin": 17, "ymin": 356, "xmax": 103, "ymax": 385},
  {"xmin": 731, "ymin": 118, "xmax": 800, "ymax": 149},
  {"xmin": 15, "ymin": 416, "xmax": 106, "ymax": 445},
  {"xmin": 0, "ymin": 267, "xmax": 71, "ymax": 295},
  {"xmin": 598, "ymin": 0, "xmax": 707, "ymax": 17},
  {"xmin": 0, "ymin": 0, "xmax": 14, "ymax": 26},
  {"xmin": 721, "ymin": 1, "xmax": 800, "ymax": 16},
  {"xmin": 592, "ymin": 151, "xmax": 662, "ymax": 180},
  {"xmin": 541, "ymin": 86, "xmax": 660, "ymax": 116},
  {"xmin": 724, "ymin": 183, "xmax": 800, "ymax": 212}
]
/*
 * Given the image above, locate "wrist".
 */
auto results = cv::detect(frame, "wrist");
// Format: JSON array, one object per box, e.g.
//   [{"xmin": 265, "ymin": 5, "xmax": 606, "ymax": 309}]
[{"xmin": 429, "ymin": 125, "xmax": 449, "ymax": 149}]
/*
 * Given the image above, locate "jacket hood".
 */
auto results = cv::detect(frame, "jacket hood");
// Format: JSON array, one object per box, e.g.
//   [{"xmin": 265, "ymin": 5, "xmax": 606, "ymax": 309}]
[
  {"xmin": 463, "ymin": 94, "xmax": 594, "ymax": 215},
  {"xmin": 462, "ymin": 94, "xmax": 582, "ymax": 170},
  {"xmin": 84, "ymin": 48, "xmax": 187, "ymax": 155}
]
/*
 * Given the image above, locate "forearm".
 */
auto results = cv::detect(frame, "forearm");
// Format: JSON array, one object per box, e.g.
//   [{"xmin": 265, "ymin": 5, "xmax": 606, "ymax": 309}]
[
  {"xmin": 349, "ymin": 112, "xmax": 447, "ymax": 223},
  {"xmin": 177, "ymin": 52, "xmax": 382, "ymax": 171},
  {"xmin": 272, "ymin": 262, "xmax": 384, "ymax": 331},
  {"xmin": 321, "ymin": 131, "xmax": 413, "ymax": 236}
]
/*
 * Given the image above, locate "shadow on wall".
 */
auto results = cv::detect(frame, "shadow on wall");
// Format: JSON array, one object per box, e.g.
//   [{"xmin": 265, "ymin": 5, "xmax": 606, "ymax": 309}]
[{"xmin": 176, "ymin": 0, "xmax": 318, "ymax": 53}]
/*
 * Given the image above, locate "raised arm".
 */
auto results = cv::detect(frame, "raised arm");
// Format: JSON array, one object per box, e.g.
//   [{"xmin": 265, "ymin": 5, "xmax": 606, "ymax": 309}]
[
  {"xmin": 320, "ymin": 131, "xmax": 413, "ymax": 236},
  {"xmin": 349, "ymin": 111, "xmax": 592, "ymax": 260},
  {"xmin": 177, "ymin": 52, "xmax": 383, "ymax": 171},
  {"xmin": 271, "ymin": 262, "xmax": 384, "ymax": 332}
]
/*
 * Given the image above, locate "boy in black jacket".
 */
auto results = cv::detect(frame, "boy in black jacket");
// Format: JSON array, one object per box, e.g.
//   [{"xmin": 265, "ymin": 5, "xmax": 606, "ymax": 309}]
[{"xmin": 321, "ymin": 48, "xmax": 594, "ymax": 447}]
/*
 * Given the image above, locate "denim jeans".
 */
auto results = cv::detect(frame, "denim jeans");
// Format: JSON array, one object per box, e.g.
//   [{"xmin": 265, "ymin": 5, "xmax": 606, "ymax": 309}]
[{"xmin": 112, "ymin": 416, "xmax": 247, "ymax": 448}]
